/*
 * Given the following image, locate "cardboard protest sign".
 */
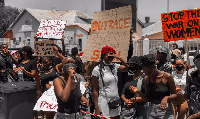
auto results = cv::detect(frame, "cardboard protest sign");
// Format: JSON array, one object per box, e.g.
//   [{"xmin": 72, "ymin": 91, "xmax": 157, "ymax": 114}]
[
  {"xmin": 36, "ymin": 19, "xmax": 66, "ymax": 39},
  {"xmin": 162, "ymin": 9, "xmax": 200, "ymax": 42},
  {"xmin": 82, "ymin": 5, "xmax": 132, "ymax": 62},
  {"xmin": 34, "ymin": 40, "xmax": 54, "ymax": 56}
]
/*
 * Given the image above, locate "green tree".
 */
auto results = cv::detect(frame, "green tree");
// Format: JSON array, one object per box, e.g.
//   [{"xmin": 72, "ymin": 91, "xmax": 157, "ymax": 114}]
[{"xmin": 0, "ymin": 6, "xmax": 20, "ymax": 37}]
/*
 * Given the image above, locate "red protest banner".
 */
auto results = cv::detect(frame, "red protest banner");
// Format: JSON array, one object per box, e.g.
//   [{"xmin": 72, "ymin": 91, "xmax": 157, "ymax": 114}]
[{"xmin": 161, "ymin": 9, "xmax": 200, "ymax": 42}]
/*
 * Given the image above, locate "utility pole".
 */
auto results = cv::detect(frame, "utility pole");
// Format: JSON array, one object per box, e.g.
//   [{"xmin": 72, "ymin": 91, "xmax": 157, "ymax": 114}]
[
  {"xmin": 167, "ymin": 0, "xmax": 169, "ymax": 12},
  {"xmin": 167, "ymin": 0, "xmax": 170, "ymax": 47}
]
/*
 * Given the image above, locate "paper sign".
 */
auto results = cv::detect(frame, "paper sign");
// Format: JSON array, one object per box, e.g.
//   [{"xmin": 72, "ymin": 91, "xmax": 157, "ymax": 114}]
[
  {"xmin": 36, "ymin": 19, "xmax": 66, "ymax": 39},
  {"xmin": 33, "ymin": 86, "xmax": 58, "ymax": 112},
  {"xmin": 162, "ymin": 9, "xmax": 200, "ymax": 42},
  {"xmin": 82, "ymin": 5, "xmax": 132, "ymax": 62},
  {"xmin": 34, "ymin": 40, "xmax": 54, "ymax": 56}
]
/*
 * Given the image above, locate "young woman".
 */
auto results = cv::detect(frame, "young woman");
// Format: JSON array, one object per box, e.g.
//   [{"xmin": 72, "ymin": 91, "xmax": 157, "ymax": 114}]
[
  {"xmin": 34, "ymin": 56, "xmax": 59, "ymax": 119},
  {"xmin": 121, "ymin": 56, "xmax": 147, "ymax": 119},
  {"xmin": 129, "ymin": 54, "xmax": 177, "ymax": 119},
  {"xmin": 92, "ymin": 46, "xmax": 128, "ymax": 119},
  {"xmin": 171, "ymin": 58, "xmax": 188, "ymax": 119},
  {"xmin": 53, "ymin": 56, "xmax": 89, "ymax": 119},
  {"xmin": 15, "ymin": 46, "xmax": 37, "ymax": 81}
]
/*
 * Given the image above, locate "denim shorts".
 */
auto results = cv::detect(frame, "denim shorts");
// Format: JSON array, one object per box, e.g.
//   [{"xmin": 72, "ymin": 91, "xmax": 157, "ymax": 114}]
[{"xmin": 147, "ymin": 103, "xmax": 174, "ymax": 119}]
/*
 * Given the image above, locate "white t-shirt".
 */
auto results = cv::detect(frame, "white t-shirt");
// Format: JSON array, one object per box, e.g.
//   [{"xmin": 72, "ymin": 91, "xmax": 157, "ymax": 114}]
[
  {"xmin": 172, "ymin": 71, "xmax": 187, "ymax": 94},
  {"xmin": 92, "ymin": 63, "xmax": 120, "ymax": 99},
  {"xmin": 92, "ymin": 63, "xmax": 121, "ymax": 117}
]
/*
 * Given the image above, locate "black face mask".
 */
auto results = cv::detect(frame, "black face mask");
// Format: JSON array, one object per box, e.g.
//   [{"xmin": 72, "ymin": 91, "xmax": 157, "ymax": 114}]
[
  {"xmin": 63, "ymin": 63, "xmax": 77, "ymax": 74},
  {"xmin": 128, "ymin": 67, "xmax": 138, "ymax": 73},
  {"xmin": 176, "ymin": 65, "xmax": 184, "ymax": 71}
]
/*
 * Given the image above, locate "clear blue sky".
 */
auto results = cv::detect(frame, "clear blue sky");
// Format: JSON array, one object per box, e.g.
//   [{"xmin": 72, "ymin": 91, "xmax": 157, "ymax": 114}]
[{"xmin": 5, "ymin": 0, "xmax": 200, "ymax": 23}]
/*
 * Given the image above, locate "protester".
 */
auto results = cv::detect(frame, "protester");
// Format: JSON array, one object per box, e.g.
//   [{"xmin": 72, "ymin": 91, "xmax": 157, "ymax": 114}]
[
  {"xmin": 69, "ymin": 47, "xmax": 84, "ymax": 76},
  {"xmin": 173, "ymin": 43, "xmax": 178, "ymax": 50},
  {"xmin": 129, "ymin": 54, "xmax": 177, "ymax": 119},
  {"xmin": 83, "ymin": 61, "xmax": 99, "ymax": 119},
  {"xmin": 178, "ymin": 47, "xmax": 186, "ymax": 62},
  {"xmin": 15, "ymin": 46, "xmax": 37, "ymax": 81},
  {"xmin": 121, "ymin": 56, "xmax": 147, "ymax": 119},
  {"xmin": 34, "ymin": 56, "xmax": 59, "ymax": 119},
  {"xmin": 34, "ymin": 56, "xmax": 42, "ymax": 73},
  {"xmin": 187, "ymin": 54, "xmax": 200, "ymax": 119},
  {"xmin": 53, "ymin": 44, "xmax": 62, "ymax": 66},
  {"xmin": 0, "ymin": 44, "xmax": 18, "ymax": 83},
  {"xmin": 171, "ymin": 58, "xmax": 188, "ymax": 119},
  {"xmin": 155, "ymin": 45, "xmax": 173, "ymax": 74},
  {"xmin": 53, "ymin": 56, "xmax": 89, "ymax": 119},
  {"xmin": 92, "ymin": 46, "xmax": 128, "ymax": 119},
  {"xmin": 11, "ymin": 51, "xmax": 20, "ymax": 60}
]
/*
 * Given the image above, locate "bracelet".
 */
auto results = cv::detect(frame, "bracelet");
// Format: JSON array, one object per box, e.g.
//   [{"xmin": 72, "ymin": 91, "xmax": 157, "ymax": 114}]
[{"xmin": 135, "ymin": 97, "xmax": 137, "ymax": 102}]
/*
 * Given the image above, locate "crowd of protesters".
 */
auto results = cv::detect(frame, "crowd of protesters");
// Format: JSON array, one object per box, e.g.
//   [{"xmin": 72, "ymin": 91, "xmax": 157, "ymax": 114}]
[{"xmin": 0, "ymin": 36, "xmax": 200, "ymax": 119}]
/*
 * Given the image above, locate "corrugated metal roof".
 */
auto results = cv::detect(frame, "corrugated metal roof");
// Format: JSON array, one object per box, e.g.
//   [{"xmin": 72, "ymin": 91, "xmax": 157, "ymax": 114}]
[
  {"xmin": 25, "ymin": 8, "xmax": 92, "ymax": 24},
  {"xmin": 5, "ymin": 8, "xmax": 92, "ymax": 35},
  {"xmin": 142, "ymin": 21, "xmax": 162, "ymax": 37},
  {"xmin": 25, "ymin": 8, "xmax": 92, "ymax": 31},
  {"xmin": 26, "ymin": 8, "xmax": 60, "ymax": 21}
]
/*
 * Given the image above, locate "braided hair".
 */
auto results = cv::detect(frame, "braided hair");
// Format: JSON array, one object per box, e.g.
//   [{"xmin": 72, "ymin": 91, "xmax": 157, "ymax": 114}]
[{"xmin": 99, "ymin": 55, "xmax": 115, "ymax": 82}]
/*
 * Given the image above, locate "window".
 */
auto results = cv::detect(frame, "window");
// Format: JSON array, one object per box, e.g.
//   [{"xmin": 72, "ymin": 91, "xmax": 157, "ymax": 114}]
[
  {"xmin": 79, "ymin": 39, "xmax": 82, "ymax": 51},
  {"xmin": 25, "ymin": 20, "xmax": 31, "ymax": 25}
]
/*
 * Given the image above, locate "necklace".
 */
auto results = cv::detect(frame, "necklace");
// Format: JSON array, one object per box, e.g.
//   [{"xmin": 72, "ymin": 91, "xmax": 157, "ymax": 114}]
[
  {"xmin": 150, "ymin": 70, "xmax": 157, "ymax": 80},
  {"xmin": 133, "ymin": 73, "xmax": 142, "ymax": 80}
]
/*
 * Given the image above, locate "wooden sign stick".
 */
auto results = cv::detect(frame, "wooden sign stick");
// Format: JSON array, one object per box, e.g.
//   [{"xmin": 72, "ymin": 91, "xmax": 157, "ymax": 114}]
[
  {"xmin": 183, "ymin": 21, "xmax": 190, "ymax": 80},
  {"xmin": 183, "ymin": 22, "xmax": 190, "ymax": 66}
]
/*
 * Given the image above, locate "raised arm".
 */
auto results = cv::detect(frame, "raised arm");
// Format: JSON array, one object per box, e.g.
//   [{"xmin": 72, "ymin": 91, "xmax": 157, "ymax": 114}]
[
  {"xmin": 108, "ymin": 53, "xmax": 128, "ymax": 72},
  {"xmin": 53, "ymin": 68, "xmax": 74, "ymax": 102},
  {"xmin": 53, "ymin": 46, "xmax": 65, "ymax": 61},
  {"xmin": 127, "ymin": 27, "xmax": 134, "ymax": 61}
]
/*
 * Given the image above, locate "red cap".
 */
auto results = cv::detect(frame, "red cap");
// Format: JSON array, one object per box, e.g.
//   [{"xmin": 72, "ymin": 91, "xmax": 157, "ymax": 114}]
[
  {"xmin": 80, "ymin": 52, "xmax": 84, "ymax": 56},
  {"xmin": 101, "ymin": 46, "xmax": 116, "ymax": 56}
]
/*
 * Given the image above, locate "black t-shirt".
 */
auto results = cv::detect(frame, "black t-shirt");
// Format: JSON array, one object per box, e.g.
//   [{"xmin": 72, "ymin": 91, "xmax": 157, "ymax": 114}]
[
  {"xmin": 18, "ymin": 60, "xmax": 37, "ymax": 81},
  {"xmin": 0, "ymin": 53, "xmax": 13, "ymax": 83},
  {"xmin": 0, "ymin": 53, "xmax": 13, "ymax": 70},
  {"xmin": 40, "ymin": 68, "xmax": 58, "ymax": 93},
  {"xmin": 53, "ymin": 57, "xmax": 62, "ymax": 66},
  {"xmin": 121, "ymin": 74, "xmax": 145, "ymax": 99},
  {"xmin": 188, "ymin": 70, "xmax": 200, "ymax": 116}
]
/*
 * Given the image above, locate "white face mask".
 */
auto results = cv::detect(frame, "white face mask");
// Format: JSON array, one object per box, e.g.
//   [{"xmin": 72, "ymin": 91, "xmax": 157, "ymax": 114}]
[
  {"xmin": 194, "ymin": 59, "xmax": 200, "ymax": 69},
  {"xmin": 103, "ymin": 59, "xmax": 113, "ymax": 66}
]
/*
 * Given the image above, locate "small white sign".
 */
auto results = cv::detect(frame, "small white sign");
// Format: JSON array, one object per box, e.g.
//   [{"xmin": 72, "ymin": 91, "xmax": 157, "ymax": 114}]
[{"xmin": 22, "ymin": 25, "xmax": 32, "ymax": 31}]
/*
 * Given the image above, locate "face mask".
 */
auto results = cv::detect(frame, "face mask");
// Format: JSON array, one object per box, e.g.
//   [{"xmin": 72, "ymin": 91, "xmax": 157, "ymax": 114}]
[
  {"xmin": 63, "ymin": 63, "xmax": 77, "ymax": 74},
  {"xmin": 176, "ymin": 65, "xmax": 184, "ymax": 71},
  {"xmin": 103, "ymin": 60, "xmax": 113, "ymax": 66},
  {"xmin": 128, "ymin": 67, "xmax": 138, "ymax": 73}
]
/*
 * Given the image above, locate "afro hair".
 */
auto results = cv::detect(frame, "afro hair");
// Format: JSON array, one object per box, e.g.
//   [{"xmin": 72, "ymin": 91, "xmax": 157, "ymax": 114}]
[{"xmin": 141, "ymin": 54, "xmax": 156, "ymax": 67}]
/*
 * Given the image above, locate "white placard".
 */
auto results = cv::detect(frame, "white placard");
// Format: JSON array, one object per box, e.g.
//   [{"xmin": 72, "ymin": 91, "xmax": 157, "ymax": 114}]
[{"xmin": 36, "ymin": 19, "xmax": 66, "ymax": 39}]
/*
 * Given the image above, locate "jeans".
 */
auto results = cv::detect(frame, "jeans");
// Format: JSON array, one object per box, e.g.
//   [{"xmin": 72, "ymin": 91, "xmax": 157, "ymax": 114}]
[{"xmin": 147, "ymin": 103, "xmax": 174, "ymax": 119}]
